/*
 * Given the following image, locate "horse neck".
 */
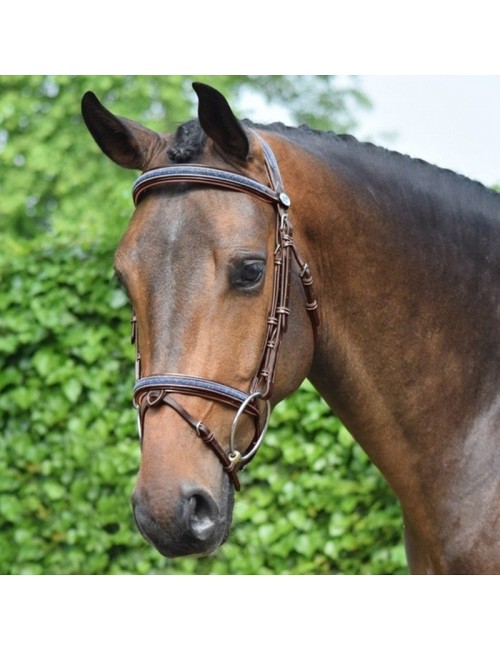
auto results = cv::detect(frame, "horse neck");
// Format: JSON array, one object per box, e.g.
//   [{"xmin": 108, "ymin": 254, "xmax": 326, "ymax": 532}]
[{"xmin": 284, "ymin": 134, "xmax": 500, "ymax": 489}]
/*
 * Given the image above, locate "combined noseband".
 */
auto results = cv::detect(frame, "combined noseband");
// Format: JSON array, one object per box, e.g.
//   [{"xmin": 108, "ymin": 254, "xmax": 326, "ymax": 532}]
[{"xmin": 131, "ymin": 133, "xmax": 319, "ymax": 490}]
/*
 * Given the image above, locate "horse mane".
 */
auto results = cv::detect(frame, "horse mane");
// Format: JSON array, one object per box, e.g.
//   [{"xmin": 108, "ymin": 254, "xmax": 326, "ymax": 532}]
[
  {"xmin": 255, "ymin": 119, "xmax": 499, "ymax": 198},
  {"xmin": 166, "ymin": 116, "xmax": 500, "ymax": 215},
  {"xmin": 165, "ymin": 117, "xmax": 354, "ymax": 164}
]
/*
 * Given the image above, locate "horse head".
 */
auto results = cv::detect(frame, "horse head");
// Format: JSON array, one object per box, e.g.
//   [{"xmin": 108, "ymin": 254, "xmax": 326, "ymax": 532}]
[{"xmin": 81, "ymin": 83, "xmax": 317, "ymax": 557}]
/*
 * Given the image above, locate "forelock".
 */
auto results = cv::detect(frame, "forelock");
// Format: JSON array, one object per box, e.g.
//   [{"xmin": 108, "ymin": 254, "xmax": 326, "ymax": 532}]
[{"xmin": 167, "ymin": 119, "xmax": 206, "ymax": 163}]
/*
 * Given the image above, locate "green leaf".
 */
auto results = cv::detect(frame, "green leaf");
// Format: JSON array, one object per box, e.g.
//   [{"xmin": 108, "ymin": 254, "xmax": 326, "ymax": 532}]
[
  {"xmin": 43, "ymin": 482, "xmax": 66, "ymax": 500},
  {"xmin": 62, "ymin": 378, "xmax": 82, "ymax": 403},
  {"xmin": 32, "ymin": 349, "xmax": 59, "ymax": 377}
]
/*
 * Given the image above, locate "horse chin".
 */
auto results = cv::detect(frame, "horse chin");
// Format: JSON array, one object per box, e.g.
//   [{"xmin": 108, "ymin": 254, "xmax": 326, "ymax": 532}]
[{"xmin": 131, "ymin": 478, "xmax": 234, "ymax": 559}]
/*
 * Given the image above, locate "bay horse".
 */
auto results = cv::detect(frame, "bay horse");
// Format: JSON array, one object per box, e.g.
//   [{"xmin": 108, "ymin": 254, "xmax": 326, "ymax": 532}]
[{"xmin": 82, "ymin": 82, "xmax": 500, "ymax": 574}]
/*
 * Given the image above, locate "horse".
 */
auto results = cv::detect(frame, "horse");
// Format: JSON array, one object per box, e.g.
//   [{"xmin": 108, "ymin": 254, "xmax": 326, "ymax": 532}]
[{"xmin": 81, "ymin": 82, "xmax": 500, "ymax": 574}]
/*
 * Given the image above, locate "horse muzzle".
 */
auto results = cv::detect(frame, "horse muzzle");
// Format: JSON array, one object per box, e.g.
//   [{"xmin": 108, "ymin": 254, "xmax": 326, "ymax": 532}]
[{"xmin": 131, "ymin": 483, "xmax": 233, "ymax": 557}]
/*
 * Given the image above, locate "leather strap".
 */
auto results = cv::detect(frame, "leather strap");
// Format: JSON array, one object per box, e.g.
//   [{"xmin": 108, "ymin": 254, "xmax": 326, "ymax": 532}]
[
  {"xmin": 133, "ymin": 164, "xmax": 290, "ymax": 208},
  {"xmin": 134, "ymin": 375, "xmax": 260, "ymax": 417},
  {"xmin": 136, "ymin": 390, "xmax": 241, "ymax": 490}
]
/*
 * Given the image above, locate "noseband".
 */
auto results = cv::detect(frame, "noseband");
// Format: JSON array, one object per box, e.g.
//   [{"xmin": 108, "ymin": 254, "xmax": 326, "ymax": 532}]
[{"xmin": 131, "ymin": 133, "xmax": 319, "ymax": 490}]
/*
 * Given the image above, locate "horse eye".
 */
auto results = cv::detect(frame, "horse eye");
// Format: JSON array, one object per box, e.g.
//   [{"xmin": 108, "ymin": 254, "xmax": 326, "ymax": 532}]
[{"xmin": 232, "ymin": 261, "xmax": 265, "ymax": 289}]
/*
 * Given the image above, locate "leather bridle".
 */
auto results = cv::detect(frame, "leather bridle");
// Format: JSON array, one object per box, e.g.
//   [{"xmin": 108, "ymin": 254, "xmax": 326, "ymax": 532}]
[{"xmin": 130, "ymin": 133, "xmax": 319, "ymax": 490}]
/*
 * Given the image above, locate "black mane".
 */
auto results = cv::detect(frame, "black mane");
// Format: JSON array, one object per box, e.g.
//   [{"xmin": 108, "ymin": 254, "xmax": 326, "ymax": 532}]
[{"xmin": 167, "ymin": 116, "xmax": 499, "ymax": 215}]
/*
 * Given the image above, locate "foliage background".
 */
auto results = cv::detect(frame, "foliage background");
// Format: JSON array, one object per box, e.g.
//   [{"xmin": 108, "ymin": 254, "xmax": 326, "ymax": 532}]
[{"xmin": 0, "ymin": 75, "xmax": 406, "ymax": 574}]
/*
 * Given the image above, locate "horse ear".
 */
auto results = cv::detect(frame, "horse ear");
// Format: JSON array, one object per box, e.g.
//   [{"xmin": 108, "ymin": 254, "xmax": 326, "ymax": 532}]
[
  {"xmin": 192, "ymin": 82, "xmax": 249, "ymax": 161},
  {"xmin": 81, "ymin": 91, "xmax": 161, "ymax": 170}
]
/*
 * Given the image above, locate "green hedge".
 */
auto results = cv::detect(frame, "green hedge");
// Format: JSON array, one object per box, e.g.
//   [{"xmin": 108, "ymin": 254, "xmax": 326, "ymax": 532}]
[{"xmin": 0, "ymin": 237, "xmax": 406, "ymax": 574}]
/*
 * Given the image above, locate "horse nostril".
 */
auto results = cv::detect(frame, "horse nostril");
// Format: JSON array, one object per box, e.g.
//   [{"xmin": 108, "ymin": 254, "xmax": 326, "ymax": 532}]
[{"xmin": 183, "ymin": 488, "xmax": 219, "ymax": 541}]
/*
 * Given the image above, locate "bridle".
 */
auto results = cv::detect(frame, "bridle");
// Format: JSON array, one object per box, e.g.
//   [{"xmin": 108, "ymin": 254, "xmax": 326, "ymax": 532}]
[{"xmin": 130, "ymin": 132, "xmax": 319, "ymax": 490}]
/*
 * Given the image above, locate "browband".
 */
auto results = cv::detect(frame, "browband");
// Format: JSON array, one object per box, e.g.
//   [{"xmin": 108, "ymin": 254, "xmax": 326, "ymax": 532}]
[{"xmin": 133, "ymin": 164, "xmax": 291, "ymax": 208}]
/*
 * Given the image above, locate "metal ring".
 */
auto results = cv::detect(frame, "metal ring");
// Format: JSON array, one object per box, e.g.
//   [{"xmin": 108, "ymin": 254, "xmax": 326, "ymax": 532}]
[
  {"xmin": 136, "ymin": 410, "xmax": 143, "ymax": 441},
  {"xmin": 229, "ymin": 392, "xmax": 271, "ymax": 465}
]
